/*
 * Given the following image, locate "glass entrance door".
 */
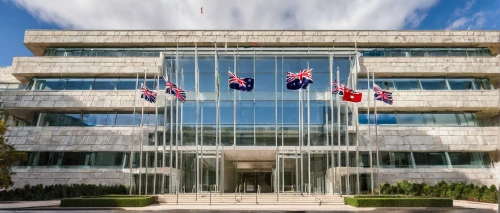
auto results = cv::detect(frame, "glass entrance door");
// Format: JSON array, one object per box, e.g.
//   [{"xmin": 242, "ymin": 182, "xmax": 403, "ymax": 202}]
[{"xmin": 277, "ymin": 152, "xmax": 301, "ymax": 193}]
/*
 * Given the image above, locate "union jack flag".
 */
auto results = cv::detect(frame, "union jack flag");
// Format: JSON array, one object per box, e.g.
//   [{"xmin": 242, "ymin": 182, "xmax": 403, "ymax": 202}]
[
  {"xmin": 286, "ymin": 68, "xmax": 313, "ymax": 90},
  {"xmin": 141, "ymin": 84, "xmax": 157, "ymax": 103},
  {"xmin": 374, "ymin": 84, "xmax": 393, "ymax": 105},
  {"xmin": 332, "ymin": 79, "xmax": 346, "ymax": 95},
  {"xmin": 163, "ymin": 77, "xmax": 186, "ymax": 103},
  {"xmin": 286, "ymin": 68, "xmax": 313, "ymax": 83}
]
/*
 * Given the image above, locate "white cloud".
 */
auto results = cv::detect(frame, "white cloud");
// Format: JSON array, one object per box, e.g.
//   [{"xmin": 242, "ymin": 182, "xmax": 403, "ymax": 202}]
[
  {"xmin": 453, "ymin": 0, "xmax": 475, "ymax": 16},
  {"xmin": 12, "ymin": 0, "xmax": 437, "ymax": 30},
  {"xmin": 445, "ymin": 17, "xmax": 469, "ymax": 30}
]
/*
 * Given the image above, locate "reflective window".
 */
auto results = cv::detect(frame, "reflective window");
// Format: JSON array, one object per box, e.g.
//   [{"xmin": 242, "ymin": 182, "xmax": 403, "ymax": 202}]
[
  {"xmin": 420, "ymin": 79, "xmax": 448, "ymax": 90},
  {"xmin": 380, "ymin": 152, "xmax": 413, "ymax": 168},
  {"xmin": 362, "ymin": 48, "xmax": 491, "ymax": 57},
  {"xmin": 433, "ymin": 114, "xmax": 458, "ymax": 126},
  {"xmin": 448, "ymin": 79, "xmax": 475, "ymax": 90},
  {"xmin": 448, "ymin": 152, "xmax": 491, "ymax": 168},
  {"xmin": 376, "ymin": 113, "xmax": 397, "ymax": 125},
  {"xmin": 374, "ymin": 79, "xmax": 395, "ymax": 90},
  {"xmin": 38, "ymin": 113, "xmax": 82, "ymax": 126},
  {"xmin": 61, "ymin": 152, "xmax": 90, "ymax": 167},
  {"xmin": 92, "ymin": 78, "xmax": 117, "ymax": 90},
  {"xmin": 92, "ymin": 152, "xmax": 124, "ymax": 167},
  {"xmin": 396, "ymin": 113, "xmax": 425, "ymax": 126},
  {"xmin": 393, "ymin": 79, "xmax": 421, "ymax": 90},
  {"xmin": 413, "ymin": 152, "xmax": 448, "ymax": 168},
  {"xmin": 117, "ymin": 78, "xmax": 138, "ymax": 90}
]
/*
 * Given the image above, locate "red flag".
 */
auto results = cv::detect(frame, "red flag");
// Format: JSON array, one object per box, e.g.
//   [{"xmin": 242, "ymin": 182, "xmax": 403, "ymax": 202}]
[{"xmin": 342, "ymin": 89, "xmax": 362, "ymax": 103}]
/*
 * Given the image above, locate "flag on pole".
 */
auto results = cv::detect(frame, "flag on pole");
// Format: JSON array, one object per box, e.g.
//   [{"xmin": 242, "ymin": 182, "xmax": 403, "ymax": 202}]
[
  {"xmin": 141, "ymin": 84, "xmax": 157, "ymax": 103},
  {"xmin": 228, "ymin": 71, "xmax": 254, "ymax": 91},
  {"xmin": 286, "ymin": 68, "xmax": 313, "ymax": 90},
  {"xmin": 373, "ymin": 84, "xmax": 393, "ymax": 105},
  {"xmin": 163, "ymin": 77, "xmax": 186, "ymax": 103},
  {"xmin": 332, "ymin": 79, "xmax": 346, "ymax": 95},
  {"xmin": 342, "ymin": 89, "xmax": 362, "ymax": 103}
]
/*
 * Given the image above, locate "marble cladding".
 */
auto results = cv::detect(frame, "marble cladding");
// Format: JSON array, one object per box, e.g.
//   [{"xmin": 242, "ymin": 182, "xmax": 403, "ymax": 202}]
[
  {"xmin": 356, "ymin": 90, "xmax": 500, "ymax": 111},
  {"xmin": 357, "ymin": 126, "xmax": 500, "ymax": 151},
  {"xmin": 1, "ymin": 90, "xmax": 174, "ymax": 110},
  {"xmin": 11, "ymin": 57, "xmax": 162, "ymax": 83},
  {"xmin": 0, "ymin": 66, "xmax": 21, "ymax": 84},
  {"xmin": 378, "ymin": 168, "xmax": 497, "ymax": 186},
  {"xmin": 359, "ymin": 57, "xmax": 500, "ymax": 77}
]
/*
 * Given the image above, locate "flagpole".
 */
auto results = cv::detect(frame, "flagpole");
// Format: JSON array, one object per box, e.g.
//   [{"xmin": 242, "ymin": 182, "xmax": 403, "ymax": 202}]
[
  {"xmin": 345, "ymin": 58, "xmax": 350, "ymax": 196},
  {"xmin": 161, "ymin": 57, "xmax": 168, "ymax": 194},
  {"xmin": 194, "ymin": 43, "xmax": 199, "ymax": 198},
  {"xmin": 299, "ymin": 73, "xmax": 303, "ymax": 196},
  {"xmin": 130, "ymin": 72, "xmax": 138, "ymax": 195},
  {"xmin": 275, "ymin": 54, "xmax": 279, "ymax": 198},
  {"xmin": 214, "ymin": 43, "xmax": 220, "ymax": 194},
  {"xmin": 373, "ymin": 69, "xmax": 380, "ymax": 194},
  {"xmin": 180, "ymin": 65, "xmax": 185, "ymax": 193},
  {"xmin": 281, "ymin": 49, "xmax": 285, "ymax": 194},
  {"xmin": 306, "ymin": 61, "xmax": 311, "ymax": 195},
  {"xmin": 145, "ymin": 72, "xmax": 156, "ymax": 195},
  {"xmin": 368, "ymin": 70, "xmax": 373, "ymax": 194},
  {"xmin": 153, "ymin": 69, "xmax": 159, "ymax": 195},
  {"xmin": 336, "ymin": 67, "xmax": 341, "ymax": 194},
  {"xmin": 169, "ymin": 53, "xmax": 175, "ymax": 194},
  {"xmin": 329, "ymin": 47, "xmax": 335, "ymax": 194},
  {"xmin": 139, "ymin": 70, "xmax": 146, "ymax": 195},
  {"xmin": 354, "ymin": 43, "xmax": 360, "ymax": 195}
]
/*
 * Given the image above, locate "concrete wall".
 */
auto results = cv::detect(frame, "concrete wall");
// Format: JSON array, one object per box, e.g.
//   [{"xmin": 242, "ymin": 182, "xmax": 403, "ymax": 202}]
[
  {"xmin": 0, "ymin": 66, "xmax": 21, "ymax": 84},
  {"xmin": 377, "ymin": 168, "xmax": 497, "ymax": 186},
  {"xmin": 11, "ymin": 57, "xmax": 162, "ymax": 83},
  {"xmin": 12, "ymin": 167, "xmax": 130, "ymax": 189},
  {"xmin": 356, "ymin": 90, "xmax": 500, "ymax": 112},
  {"xmin": 359, "ymin": 57, "xmax": 500, "ymax": 77},
  {"xmin": 357, "ymin": 126, "xmax": 500, "ymax": 152},
  {"xmin": 23, "ymin": 30, "xmax": 500, "ymax": 56},
  {"xmin": 1, "ymin": 90, "xmax": 172, "ymax": 111}
]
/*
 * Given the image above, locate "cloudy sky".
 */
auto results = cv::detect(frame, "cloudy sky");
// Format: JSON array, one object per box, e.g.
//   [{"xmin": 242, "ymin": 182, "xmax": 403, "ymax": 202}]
[{"xmin": 0, "ymin": 0, "xmax": 499, "ymax": 66}]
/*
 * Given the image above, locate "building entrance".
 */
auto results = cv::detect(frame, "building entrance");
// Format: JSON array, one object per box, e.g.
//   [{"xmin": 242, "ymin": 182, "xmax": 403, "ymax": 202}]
[{"xmin": 237, "ymin": 172, "xmax": 273, "ymax": 193}]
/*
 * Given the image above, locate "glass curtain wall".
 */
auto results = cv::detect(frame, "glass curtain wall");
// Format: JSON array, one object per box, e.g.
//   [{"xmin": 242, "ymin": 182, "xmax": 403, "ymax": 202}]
[{"xmin": 159, "ymin": 47, "xmax": 358, "ymax": 195}]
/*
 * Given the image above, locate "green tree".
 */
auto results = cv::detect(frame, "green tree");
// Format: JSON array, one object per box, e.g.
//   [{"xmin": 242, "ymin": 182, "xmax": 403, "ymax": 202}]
[{"xmin": 0, "ymin": 120, "xmax": 27, "ymax": 189}]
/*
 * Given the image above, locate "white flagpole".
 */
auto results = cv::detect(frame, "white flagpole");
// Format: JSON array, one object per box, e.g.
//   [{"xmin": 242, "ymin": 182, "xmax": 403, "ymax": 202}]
[
  {"xmin": 299, "ymin": 75, "xmax": 303, "ymax": 195},
  {"xmin": 275, "ymin": 54, "xmax": 279, "ymax": 198},
  {"xmin": 329, "ymin": 47, "xmax": 335, "ymax": 194},
  {"xmin": 345, "ymin": 58, "xmax": 350, "ymax": 196},
  {"xmin": 130, "ymin": 72, "xmax": 139, "ymax": 195},
  {"xmin": 161, "ymin": 57, "xmax": 168, "ymax": 194},
  {"xmin": 180, "ymin": 65, "xmax": 184, "ymax": 192},
  {"xmin": 368, "ymin": 66, "xmax": 373, "ymax": 195},
  {"xmin": 306, "ymin": 62, "xmax": 311, "ymax": 195},
  {"xmin": 214, "ymin": 43, "xmax": 220, "ymax": 194},
  {"xmin": 373, "ymin": 69, "xmax": 380, "ymax": 194},
  {"xmin": 354, "ymin": 43, "xmax": 360, "ymax": 195},
  {"xmin": 139, "ymin": 70, "xmax": 146, "ymax": 195},
  {"xmin": 169, "ymin": 54, "xmax": 175, "ymax": 194},
  {"xmin": 336, "ymin": 67, "xmax": 341, "ymax": 194},
  {"xmin": 194, "ymin": 42, "xmax": 199, "ymax": 198},
  {"xmin": 153, "ymin": 69, "xmax": 159, "ymax": 195}
]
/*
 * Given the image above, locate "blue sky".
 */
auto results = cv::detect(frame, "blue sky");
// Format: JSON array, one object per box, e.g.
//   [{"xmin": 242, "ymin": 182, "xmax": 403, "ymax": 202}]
[{"xmin": 0, "ymin": 0, "xmax": 499, "ymax": 66}]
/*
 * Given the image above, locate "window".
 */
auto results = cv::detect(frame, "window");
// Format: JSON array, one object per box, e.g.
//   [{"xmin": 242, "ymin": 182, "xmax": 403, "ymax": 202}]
[
  {"xmin": 396, "ymin": 113, "xmax": 425, "ymax": 126},
  {"xmin": 92, "ymin": 152, "xmax": 124, "ymax": 167},
  {"xmin": 393, "ymin": 79, "xmax": 421, "ymax": 90},
  {"xmin": 420, "ymin": 79, "xmax": 448, "ymax": 90},
  {"xmin": 374, "ymin": 79, "xmax": 395, "ymax": 90},
  {"xmin": 380, "ymin": 152, "xmax": 413, "ymax": 168},
  {"xmin": 376, "ymin": 113, "xmax": 397, "ymax": 125},
  {"xmin": 447, "ymin": 79, "xmax": 475, "ymax": 90},
  {"xmin": 61, "ymin": 152, "xmax": 90, "ymax": 167},
  {"xmin": 448, "ymin": 152, "xmax": 491, "ymax": 168},
  {"xmin": 92, "ymin": 78, "xmax": 117, "ymax": 90},
  {"xmin": 117, "ymin": 78, "xmax": 137, "ymax": 90},
  {"xmin": 433, "ymin": 114, "xmax": 459, "ymax": 126},
  {"xmin": 413, "ymin": 152, "xmax": 448, "ymax": 168}
]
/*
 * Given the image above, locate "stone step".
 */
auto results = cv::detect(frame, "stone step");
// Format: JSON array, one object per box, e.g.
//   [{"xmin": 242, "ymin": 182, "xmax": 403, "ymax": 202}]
[{"xmin": 157, "ymin": 194, "xmax": 344, "ymax": 205}]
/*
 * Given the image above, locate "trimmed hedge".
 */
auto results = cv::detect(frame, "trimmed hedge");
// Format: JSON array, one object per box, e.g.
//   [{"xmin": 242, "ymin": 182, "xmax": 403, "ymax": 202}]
[
  {"xmin": 380, "ymin": 181, "xmax": 498, "ymax": 203},
  {"xmin": 0, "ymin": 184, "xmax": 127, "ymax": 201},
  {"xmin": 61, "ymin": 196, "xmax": 155, "ymax": 207},
  {"xmin": 344, "ymin": 196, "xmax": 453, "ymax": 207}
]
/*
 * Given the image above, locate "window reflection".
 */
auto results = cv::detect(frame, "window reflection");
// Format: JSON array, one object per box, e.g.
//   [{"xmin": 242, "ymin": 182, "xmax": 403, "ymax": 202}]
[
  {"xmin": 413, "ymin": 152, "xmax": 448, "ymax": 168},
  {"xmin": 357, "ymin": 78, "xmax": 492, "ymax": 91},
  {"xmin": 359, "ymin": 112, "xmax": 481, "ymax": 127}
]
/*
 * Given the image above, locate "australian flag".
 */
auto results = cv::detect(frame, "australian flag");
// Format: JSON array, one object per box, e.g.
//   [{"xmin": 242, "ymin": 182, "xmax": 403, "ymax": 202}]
[
  {"xmin": 374, "ymin": 84, "xmax": 393, "ymax": 105},
  {"xmin": 228, "ymin": 71, "xmax": 254, "ymax": 91},
  {"xmin": 286, "ymin": 68, "xmax": 313, "ymax": 90},
  {"xmin": 163, "ymin": 77, "xmax": 186, "ymax": 103},
  {"xmin": 332, "ymin": 79, "xmax": 346, "ymax": 95},
  {"xmin": 141, "ymin": 84, "xmax": 157, "ymax": 103}
]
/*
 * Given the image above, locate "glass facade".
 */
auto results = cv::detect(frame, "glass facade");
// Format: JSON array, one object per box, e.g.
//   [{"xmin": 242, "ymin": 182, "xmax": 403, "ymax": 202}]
[
  {"xmin": 27, "ymin": 77, "xmax": 164, "ymax": 91},
  {"xmin": 361, "ymin": 48, "xmax": 491, "ymax": 57},
  {"xmin": 358, "ymin": 112, "xmax": 487, "ymax": 127},
  {"xmin": 358, "ymin": 78, "xmax": 493, "ymax": 90}
]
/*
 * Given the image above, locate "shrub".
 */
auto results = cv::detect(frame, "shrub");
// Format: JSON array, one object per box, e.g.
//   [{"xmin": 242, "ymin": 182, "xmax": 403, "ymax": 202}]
[
  {"xmin": 60, "ymin": 196, "xmax": 155, "ymax": 207},
  {"xmin": 0, "ymin": 184, "xmax": 127, "ymax": 201},
  {"xmin": 377, "ymin": 181, "xmax": 498, "ymax": 204},
  {"xmin": 345, "ymin": 196, "xmax": 453, "ymax": 207}
]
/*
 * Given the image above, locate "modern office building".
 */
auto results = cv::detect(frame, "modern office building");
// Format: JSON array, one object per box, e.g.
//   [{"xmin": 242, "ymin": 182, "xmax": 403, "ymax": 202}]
[{"xmin": 1, "ymin": 30, "xmax": 499, "ymax": 195}]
